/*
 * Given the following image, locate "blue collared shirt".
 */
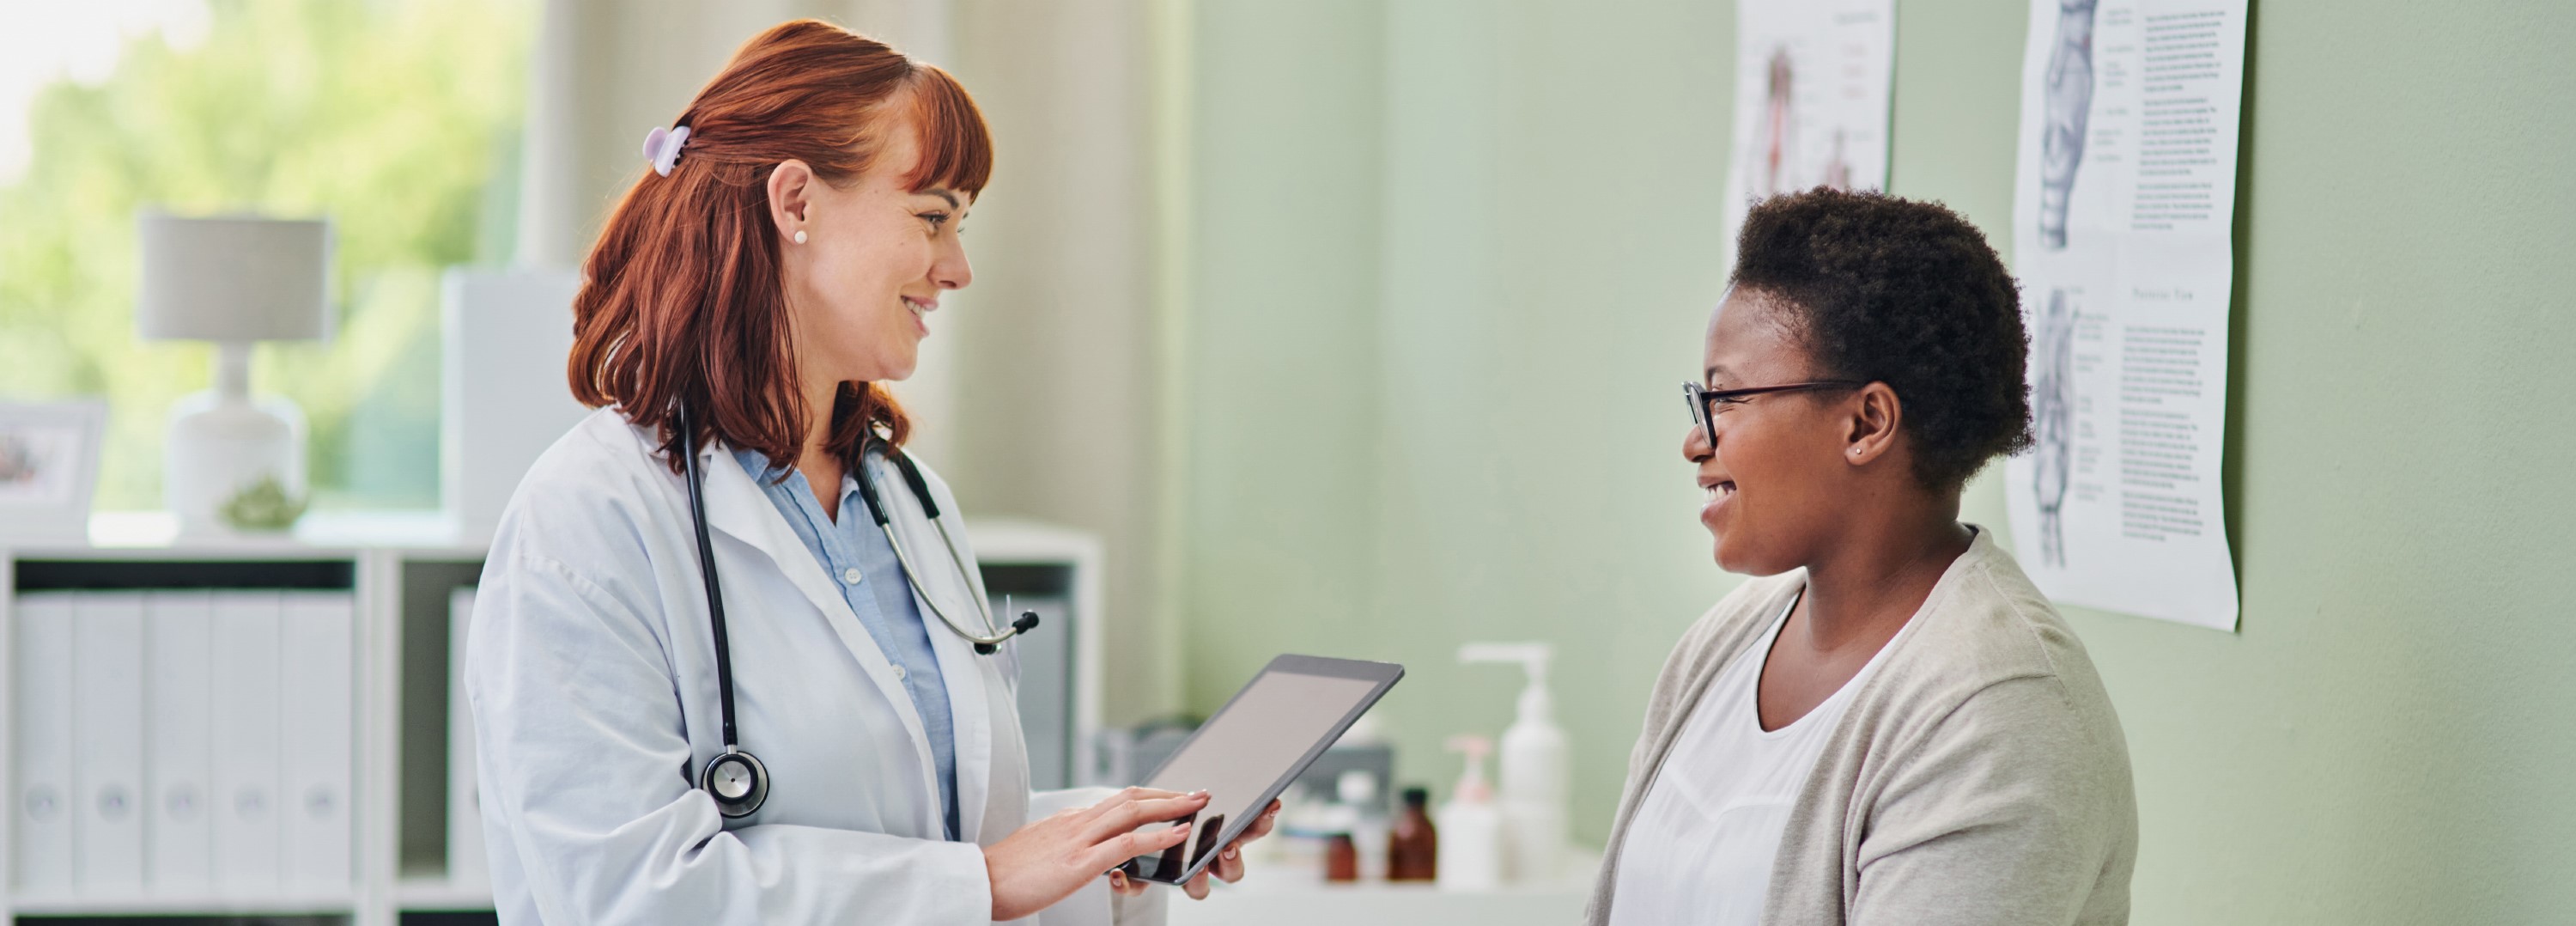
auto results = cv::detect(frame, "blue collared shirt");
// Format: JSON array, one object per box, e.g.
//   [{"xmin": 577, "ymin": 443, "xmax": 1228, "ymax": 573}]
[{"xmin": 735, "ymin": 448, "xmax": 961, "ymax": 840}]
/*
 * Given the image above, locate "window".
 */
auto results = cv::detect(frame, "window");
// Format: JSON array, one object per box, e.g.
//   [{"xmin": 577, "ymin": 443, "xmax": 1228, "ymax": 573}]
[{"xmin": 0, "ymin": 0, "xmax": 536, "ymax": 512}]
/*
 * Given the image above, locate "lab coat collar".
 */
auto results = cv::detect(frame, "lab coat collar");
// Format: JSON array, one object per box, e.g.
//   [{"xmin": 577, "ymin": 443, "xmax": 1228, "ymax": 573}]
[
  {"xmin": 690, "ymin": 438, "xmax": 948, "ymax": 838},
  {"xmin": 863, "ymin": 450, "xmax": 999, "ymax": 844}
]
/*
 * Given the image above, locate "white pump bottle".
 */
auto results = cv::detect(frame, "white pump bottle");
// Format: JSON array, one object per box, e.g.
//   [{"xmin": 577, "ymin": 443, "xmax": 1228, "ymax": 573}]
[
  {"xmin": 1436, "ymin": 734, "xmax": 1504, "ymax": 890},
  {"xmin": 1459, "ymin": 642, "xmax": 1568, "ymax": 884}
]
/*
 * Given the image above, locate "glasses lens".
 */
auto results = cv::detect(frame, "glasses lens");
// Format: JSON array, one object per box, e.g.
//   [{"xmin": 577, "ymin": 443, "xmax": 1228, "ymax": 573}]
[{"xmin": 1685, "ymin": 385, "xmax": 1716, "ymax": 446}]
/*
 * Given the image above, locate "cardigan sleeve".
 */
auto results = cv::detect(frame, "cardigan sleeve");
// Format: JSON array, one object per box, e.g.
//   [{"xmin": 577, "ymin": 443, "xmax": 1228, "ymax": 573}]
[{"xmin": 1847, "ymin": 674, "xmax": 2133, "ymax": 926}]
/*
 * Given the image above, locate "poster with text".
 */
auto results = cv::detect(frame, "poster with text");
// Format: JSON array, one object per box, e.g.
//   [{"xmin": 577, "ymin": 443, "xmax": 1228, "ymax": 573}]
[
  {"xmin": 1722, "ymin": 0, "xmax": 1893, "ymax": 265},
  {"xmin": 2003, "ymin": 0, "xmax": 2246, "ymax": 631}
]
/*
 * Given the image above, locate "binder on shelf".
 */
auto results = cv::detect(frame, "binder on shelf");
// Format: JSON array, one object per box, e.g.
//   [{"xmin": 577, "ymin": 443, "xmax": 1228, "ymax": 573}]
[
  {"xmin": 146, "ymin": 590, "xmax": 217, "ymax": 893},
  {"xmin": 448, "ymin": 586, "xmax": 488, "ymax": 886},
  {"xmin": 209, "ymin": 590, "xmax": 284, "ymax": 892},
  {"xmin": 72, "ymin": 592, "xmax": 148, "ymax": 892},
  {"xmin": 278, "ymin": 591, "xmax": 355, "ymax": 890},
  {"xmin": 12, "ymin": 592, "xmax": 78, "ymax": 893}
]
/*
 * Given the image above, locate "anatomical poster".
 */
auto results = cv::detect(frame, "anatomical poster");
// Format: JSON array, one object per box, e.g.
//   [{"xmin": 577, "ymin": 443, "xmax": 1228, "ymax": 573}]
[
  {"xmin": 1722, "ymin": 0, "xmax": 1893, "ymax": 267},
  {"xmin": 2003, "ymin": 0, "xmax": 2247, "ymax": 631}
]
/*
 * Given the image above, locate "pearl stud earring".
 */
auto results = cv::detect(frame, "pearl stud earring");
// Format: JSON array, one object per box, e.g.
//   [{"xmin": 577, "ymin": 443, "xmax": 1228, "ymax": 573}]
[{"xmin": 793, "ymin": 230, "xmax": 808, "ymax": 245}]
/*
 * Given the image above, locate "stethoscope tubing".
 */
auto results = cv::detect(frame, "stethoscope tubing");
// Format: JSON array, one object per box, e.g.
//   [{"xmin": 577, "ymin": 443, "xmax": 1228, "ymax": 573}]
[
  {"xmin": 850, "ymin": 442, "xmax": 1018, "ymax": 647},
  {"xmin": 677, "ymin": 408, "xmax": 1034, "ymax": 818},
  {"xmin": 677, "ymin": 405, "xmax": 746, "ymax": 752}
]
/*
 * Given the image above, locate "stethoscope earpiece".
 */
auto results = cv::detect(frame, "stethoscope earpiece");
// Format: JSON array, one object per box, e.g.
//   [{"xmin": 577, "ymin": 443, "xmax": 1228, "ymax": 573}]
[{"xmin": 971, "ymin": 612, "xmax": 1041, "ymax": 655}]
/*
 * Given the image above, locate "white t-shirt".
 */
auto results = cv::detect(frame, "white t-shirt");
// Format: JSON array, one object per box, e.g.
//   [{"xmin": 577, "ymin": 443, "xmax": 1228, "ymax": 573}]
[{"xmin": 1608, "ymin": 587, "xmax": 1917, "ymax": 926}]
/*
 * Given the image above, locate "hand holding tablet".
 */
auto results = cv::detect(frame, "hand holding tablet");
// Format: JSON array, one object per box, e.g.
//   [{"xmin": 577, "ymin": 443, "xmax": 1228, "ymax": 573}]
[
  {"xmin": 982, "ymin": 786, "xmax": 1207, "ymax": 919},
  {"xmin": 1117, "ymin": 655, "xmax": 1406, "ymax": 886}
]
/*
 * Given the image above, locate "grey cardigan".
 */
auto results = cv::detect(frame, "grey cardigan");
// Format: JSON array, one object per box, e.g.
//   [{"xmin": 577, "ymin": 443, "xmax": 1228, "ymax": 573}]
[{"xmin": 1587, "ymin": 529, "xmax": 2137, "ymax": 926}]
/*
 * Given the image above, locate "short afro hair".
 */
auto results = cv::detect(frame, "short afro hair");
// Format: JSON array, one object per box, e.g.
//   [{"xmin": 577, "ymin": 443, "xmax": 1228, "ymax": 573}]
[{"xmin": 1730, "ymin": 187, "xmax": 2032, "ymax": 490}]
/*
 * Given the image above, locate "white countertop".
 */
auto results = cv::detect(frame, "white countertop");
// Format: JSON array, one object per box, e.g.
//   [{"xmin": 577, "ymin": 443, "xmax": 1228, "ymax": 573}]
[{"xmin": 1167, "ymin": 851, "xmax": 1598, "ymax": 926}]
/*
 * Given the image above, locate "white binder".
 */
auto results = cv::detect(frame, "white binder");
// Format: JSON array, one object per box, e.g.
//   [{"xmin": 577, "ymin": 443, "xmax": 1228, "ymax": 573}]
[
  {"xmin": 277, "ymin": 592, "xmax": 355, "ymax": 891},
  {"xmin": 71, "ymin": 592, "xmax": 147, "ymax": 892},
  {"xmin": 447, "ymin": 586, "xmax": 487, "ymax": 886},
  {"xmin": 145, "ymin": 590, "xmax": 216, "ymax": 892},
  {"xmin": 209, "ymin": 590, "xmax": 283, "ymax": 892},
  {"xmin": 11, "ymin": 592, "xmax": 78, "ymax": 893}
]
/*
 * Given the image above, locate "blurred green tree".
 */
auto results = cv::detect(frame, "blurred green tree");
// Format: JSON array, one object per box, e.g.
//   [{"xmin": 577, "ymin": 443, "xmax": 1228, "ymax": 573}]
[{"xmin": 0, "ymin": 0, "xmax": 534, "ymax": 510}]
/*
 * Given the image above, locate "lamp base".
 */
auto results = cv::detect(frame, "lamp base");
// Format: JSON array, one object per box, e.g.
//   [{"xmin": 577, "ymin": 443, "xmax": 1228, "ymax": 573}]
[{"xmin": 164, "ymin": 343, "xmax": 307, "ymax": 536}]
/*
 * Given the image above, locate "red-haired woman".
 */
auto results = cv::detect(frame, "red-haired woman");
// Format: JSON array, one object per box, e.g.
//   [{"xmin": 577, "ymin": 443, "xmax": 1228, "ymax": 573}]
[{"xmin": 465, "ymin": 21, "xmax": 1259, "ymax": 925}]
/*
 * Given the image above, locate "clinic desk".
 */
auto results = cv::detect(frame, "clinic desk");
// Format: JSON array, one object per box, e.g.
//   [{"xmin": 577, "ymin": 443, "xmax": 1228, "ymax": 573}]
[{"xmin": 1169, "ymin": 850, "xmax": 1597, "ymax": 926}]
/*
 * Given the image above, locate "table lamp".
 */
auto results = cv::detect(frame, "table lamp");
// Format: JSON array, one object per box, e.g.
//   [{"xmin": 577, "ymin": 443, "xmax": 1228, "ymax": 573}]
[{"xmin": 136, "ymin": 212, "xmax": 333, "ymax": 535}]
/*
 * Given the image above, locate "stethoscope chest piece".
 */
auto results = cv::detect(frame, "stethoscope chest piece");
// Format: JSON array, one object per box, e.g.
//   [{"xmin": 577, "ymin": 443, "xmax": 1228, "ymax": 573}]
[{"xmin": 699, "ymin": 749, "xmax": 769, "ymax": 818}]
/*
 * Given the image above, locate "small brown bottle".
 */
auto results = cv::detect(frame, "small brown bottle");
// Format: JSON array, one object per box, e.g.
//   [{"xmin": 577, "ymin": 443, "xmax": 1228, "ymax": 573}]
[
  {"xmin": 1386, "ymin": 786, "xmax": 1437, "ymax": 881},
  {"xmin": 1324, "ymin": 833, "xmax": 1359, "ymax": 882}
]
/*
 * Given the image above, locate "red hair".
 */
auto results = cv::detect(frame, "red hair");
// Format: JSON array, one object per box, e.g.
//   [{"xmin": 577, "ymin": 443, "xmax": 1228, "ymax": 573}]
[{"xmin": 568, "ymin": 20, "xmax": 993, "ymax": 472}]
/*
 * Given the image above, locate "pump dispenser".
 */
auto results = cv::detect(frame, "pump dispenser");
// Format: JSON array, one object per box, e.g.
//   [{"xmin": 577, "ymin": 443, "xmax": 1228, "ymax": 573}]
[
  {"xmin": 1435, "ymin": 734, "xmax": 1503, "ymax": 891},
  {"xmin": 1460, "ymin": 642, "xmax": 1568, "ymax": 885}
]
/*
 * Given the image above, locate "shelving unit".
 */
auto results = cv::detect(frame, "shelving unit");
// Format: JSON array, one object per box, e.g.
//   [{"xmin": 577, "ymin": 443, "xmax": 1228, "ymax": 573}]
[
  {"xmin": 368, "ymin": 548, "xmax": 493, "ymax": 925},
  {"xmin": 5, "ymin": 518, "xmax": 1103, "ymax": 925},
  {"xmin": 2, "ymin": 545, "xmax": 390, "ymax": 926}
]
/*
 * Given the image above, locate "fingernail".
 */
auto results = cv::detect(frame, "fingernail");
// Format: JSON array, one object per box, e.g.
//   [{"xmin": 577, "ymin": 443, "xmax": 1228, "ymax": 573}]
[{"xmin": 1224, "ymin": 847, "xmax": 1237, "ymax": 860}]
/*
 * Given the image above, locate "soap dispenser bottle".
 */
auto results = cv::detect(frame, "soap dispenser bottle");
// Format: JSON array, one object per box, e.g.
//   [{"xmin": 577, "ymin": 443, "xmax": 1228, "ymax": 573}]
[
  {"xmin": 1434, "ymin": 734, "xmax": 1504, "ymax": 891},
  {"xmin": 1460, "ymin": 642, "xmax": 1568, "ymax": 884}
]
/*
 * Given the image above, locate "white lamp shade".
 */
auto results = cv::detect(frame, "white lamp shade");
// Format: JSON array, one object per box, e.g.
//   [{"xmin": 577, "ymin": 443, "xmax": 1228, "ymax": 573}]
[{"xmin": 136, "ymin": 212, "xmax": 332, "ymax": 342}]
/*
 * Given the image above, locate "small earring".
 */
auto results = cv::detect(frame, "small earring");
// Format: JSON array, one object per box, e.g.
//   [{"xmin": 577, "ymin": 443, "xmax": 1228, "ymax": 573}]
[{"xmin": 792, "ymin": 230, "xmax": 808, "ymax": 245}]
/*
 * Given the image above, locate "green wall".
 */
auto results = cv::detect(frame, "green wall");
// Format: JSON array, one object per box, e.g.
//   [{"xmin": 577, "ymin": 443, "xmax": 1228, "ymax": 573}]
[{"xmin": 1170, "ymin": 1, "xmax": 2576, "ymax": 923}]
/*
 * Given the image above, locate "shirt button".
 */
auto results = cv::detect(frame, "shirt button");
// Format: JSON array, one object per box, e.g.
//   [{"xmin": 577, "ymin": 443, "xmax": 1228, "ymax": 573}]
[
  {"xmin": 890, "ymin": 665, "xmax": 908, "ymax": 680},
  {"xmin": 842, "ymin": 567, "xmax": 863, "ymax": 585}
]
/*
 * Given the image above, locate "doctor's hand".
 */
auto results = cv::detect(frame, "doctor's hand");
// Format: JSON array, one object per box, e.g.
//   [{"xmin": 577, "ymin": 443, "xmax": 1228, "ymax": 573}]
[
  {"xmin": 985, "ymin": 787, "xmax": 1208, "ymax": 922},
  {"xmin": 1177, "ymin": 797, "xmax": 1281, "ymax": 899},
  {"xmin": 1106, "ymin": 797, "xmax": 1281, "ymax": 899}
]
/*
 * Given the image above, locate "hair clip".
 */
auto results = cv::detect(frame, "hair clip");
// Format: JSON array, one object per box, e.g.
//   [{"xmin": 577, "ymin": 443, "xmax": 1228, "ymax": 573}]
[{"xmin": 641, "ymin": 125, "xmax": 691, "ymax": 177}]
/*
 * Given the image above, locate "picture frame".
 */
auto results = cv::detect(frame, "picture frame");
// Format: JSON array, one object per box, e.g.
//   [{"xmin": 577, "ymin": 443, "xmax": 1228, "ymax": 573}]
[{"xmin": 0, "ymin": 399, "xmax": 110, "ymax": 542}]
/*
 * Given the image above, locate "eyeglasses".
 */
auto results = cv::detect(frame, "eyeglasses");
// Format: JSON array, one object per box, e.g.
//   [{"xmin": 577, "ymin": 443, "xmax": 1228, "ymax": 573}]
[{"xmin": 1682, "ymin": 380, "xmax": 1869, "ymax": 448}]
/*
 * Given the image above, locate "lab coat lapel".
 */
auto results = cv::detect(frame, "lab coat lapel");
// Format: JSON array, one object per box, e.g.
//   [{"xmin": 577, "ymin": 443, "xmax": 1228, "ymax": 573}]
[
  {"xmin": 696, "ymin": 443, "xmax": 945, "ymax": 835},
  {"xmin": 869, "ymin": 453, "xmax": 1009, "ymax": 844}
]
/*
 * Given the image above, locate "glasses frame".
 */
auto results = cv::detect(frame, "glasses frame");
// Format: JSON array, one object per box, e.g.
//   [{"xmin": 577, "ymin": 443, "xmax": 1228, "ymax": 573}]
[{"xmin": 1682, "ymin": 380, "xmax": 1871, "ymax": 448}]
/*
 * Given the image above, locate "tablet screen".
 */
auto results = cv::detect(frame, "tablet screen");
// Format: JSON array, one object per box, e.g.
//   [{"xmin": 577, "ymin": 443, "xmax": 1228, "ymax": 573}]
[{"xmin": 1127, "ymin": 664, "xmax": 1388, "ymax": 880}]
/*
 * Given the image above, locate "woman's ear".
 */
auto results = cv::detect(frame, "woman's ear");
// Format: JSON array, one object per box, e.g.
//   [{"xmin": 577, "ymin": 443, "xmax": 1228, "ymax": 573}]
[
  {"xmin": 1843, "ymin": 382, "xmax": 1903, "ymax": 466},
  {"xmin": 767, "ymin": 159, "xmax": 814, "ymax": 239}
]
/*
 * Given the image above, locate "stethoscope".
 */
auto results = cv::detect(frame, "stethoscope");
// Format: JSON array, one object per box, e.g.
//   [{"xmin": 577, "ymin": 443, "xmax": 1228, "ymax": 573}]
[{"xmin": 676, "ymin": 405, "xmax": 1041, "ymax": 819}]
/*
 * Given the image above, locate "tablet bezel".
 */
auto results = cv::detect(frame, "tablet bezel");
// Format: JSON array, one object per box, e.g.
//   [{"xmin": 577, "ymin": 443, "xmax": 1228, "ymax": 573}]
[{"xmin": 1118, "ymin": 654, "xmax": 1405, "ymax": 885}]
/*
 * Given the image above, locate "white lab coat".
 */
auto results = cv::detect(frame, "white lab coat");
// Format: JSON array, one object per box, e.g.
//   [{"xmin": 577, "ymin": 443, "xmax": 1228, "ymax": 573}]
[{"xmin": 467, "ymin": 408, "xmax": 1157, "ymax": 925}]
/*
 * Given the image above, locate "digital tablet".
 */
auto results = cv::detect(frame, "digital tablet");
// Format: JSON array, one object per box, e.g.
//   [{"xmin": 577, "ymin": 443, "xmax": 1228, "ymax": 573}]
[{"xmin": 1118, "ymin": 655, "xmax": 1404, "ymax": 885}]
